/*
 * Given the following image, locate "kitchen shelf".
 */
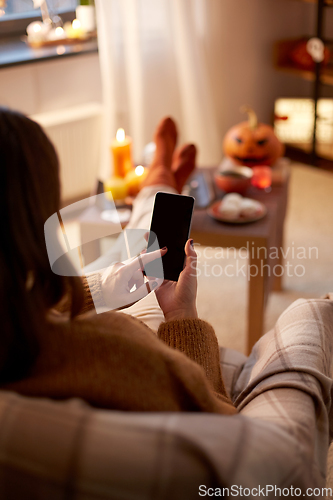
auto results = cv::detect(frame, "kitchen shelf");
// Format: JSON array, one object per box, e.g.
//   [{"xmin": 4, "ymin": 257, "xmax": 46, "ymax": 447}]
[
  {"xmin": 276, "ymin": 63, "xmax": 333, "ymax": 85},
  {"xmin": 274, "ymin": 38, "xmax": 333, "ymax": 86}
]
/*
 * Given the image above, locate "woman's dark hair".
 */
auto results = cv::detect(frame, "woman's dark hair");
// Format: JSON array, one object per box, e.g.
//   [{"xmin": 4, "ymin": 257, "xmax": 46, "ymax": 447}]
[{"xmin": 0, "ymin": 107, "xmax": 83, "ymax": 382}]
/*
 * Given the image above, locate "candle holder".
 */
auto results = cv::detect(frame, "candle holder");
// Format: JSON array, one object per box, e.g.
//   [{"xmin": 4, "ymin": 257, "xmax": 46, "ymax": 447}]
[
  {"xmin": 124, "ymin": 165, "xmax": 147, "ymax": 196},
  {"xmin": 104, "ymin": 176, "xmax": 128, "ymax": 203},
  {"xmin": 25, "ymin": 0, "xmax": 95, "ymax": 48},
  {"xmin": 251, "ymin": 166, "xmax": 272, "ymax": 192}
]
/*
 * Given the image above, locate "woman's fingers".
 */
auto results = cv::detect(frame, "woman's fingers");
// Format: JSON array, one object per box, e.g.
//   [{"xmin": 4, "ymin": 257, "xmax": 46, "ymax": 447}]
[
  {"xmin": 127, "ymin": 278, "xmax": 161, "ymax": 303},
  {"xmin": 125, "ymin": 247, "xmax": 167, "ymax": 275},
  {"xmin": 109, "ymin": 262, "xmax": 125, "ymax": 273},
  {"xmin": 183, "ymin": 239, "xmax": 197, "ymax": 276},
  {"xmin": 128, "ymin": 271, "xmax": 144, "ymax": 291},
  {"xmin": 101, "ymin": 262, "xmax": 125, "ymax": 285}
]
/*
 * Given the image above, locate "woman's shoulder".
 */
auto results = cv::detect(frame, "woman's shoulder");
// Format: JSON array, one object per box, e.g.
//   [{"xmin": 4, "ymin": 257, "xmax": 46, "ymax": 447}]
[{"xmin": 48, "ymin": 308, "xmax": 158, "ymax": 346}]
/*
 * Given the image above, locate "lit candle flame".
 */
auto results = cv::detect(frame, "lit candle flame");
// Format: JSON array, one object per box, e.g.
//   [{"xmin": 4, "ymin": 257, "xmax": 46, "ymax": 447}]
[
  {"xmin": 135, "ymin": 165, "xmax": 144, "ymax": 176},
  {"xmin": 72, "ymin": 18, "xmax": 81, "ymax": 29},
  {"xmin": 55, "ymin": 26, "xmax": 64, "ymax": 36},
  {"xmin": 116, "ymin": 128, "xmax": 125, "ymax": 142},
  {"xmin": 56, "ymin": 45, "xmax": 66, "ymax": 55}
]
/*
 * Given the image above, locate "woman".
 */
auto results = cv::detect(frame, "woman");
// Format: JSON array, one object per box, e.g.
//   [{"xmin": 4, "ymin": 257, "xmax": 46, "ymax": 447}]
[
  {"xmin": 0, "ymin": 107, "xmax": 236, "ymax": 415},
  {"xmin": 1, "ymin": 107, "xmax": 333, "ymax": 497}
]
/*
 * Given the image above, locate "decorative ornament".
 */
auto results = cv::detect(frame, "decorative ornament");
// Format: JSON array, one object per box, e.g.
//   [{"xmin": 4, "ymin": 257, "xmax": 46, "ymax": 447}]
[
  {"xmin": 223, "ymin": 106, "xmax": 284, "ymax": 167},
  {"xmin": 290, "ymin": 38, "xmax": 330, "ymax": 71}
]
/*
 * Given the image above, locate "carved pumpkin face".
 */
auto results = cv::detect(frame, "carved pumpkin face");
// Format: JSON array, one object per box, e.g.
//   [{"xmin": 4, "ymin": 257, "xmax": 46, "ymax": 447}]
[{"xmin": 223, "ymin": 109, "xmax": 284, "ymax": 167}]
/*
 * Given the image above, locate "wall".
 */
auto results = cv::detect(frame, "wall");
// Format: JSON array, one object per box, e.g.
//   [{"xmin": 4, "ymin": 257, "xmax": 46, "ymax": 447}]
[
  {"xmin": 0, "ymin": 53, "xmax": 102, "ymax": 115},
  {"xmin": 204, "ymin": 0, "xmax": 316, "ymax": 137},
  {"xmin": 0, "ymin": 0, "xmax": 322, "ymax": 162},
  {"xmin": 0, "ymin": 53, "xmax": 103, "ymax": 201}
]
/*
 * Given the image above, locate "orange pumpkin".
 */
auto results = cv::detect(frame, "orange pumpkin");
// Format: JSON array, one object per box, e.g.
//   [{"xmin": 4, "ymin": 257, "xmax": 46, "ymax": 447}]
[{"xmin": 223, "ymin": 107, "xmax": 284, "ymax": 167}]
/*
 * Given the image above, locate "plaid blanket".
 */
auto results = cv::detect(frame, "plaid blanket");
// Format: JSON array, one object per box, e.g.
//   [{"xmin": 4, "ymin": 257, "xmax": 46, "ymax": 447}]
[{"xmin": 0, "ymin": 297, "xmax": 332, "ymax": 499}]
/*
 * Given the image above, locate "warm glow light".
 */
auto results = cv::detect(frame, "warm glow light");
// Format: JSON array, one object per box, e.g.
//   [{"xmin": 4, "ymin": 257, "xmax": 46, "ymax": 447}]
[
  {"xmin": 274, "ymin": 98, "xmax": 333, "ymax": 144},
  {"xmin": 55, "ymin": 26, "xmax": 64, "ymax": 36},
  {"xmin": 116, "ymin": 128, "xmax": 125, "ymax": 142},
  {"xmin": 251, "ymin": 167, "xmax": 272, "ymax": 190},
  {"xmin": 135, "ymin": 165, "xmax": 145, "ymax": 176},
  {"xmin": 56, "ymin": 45, "xmax": 66, "ymax": 55},
  {"xmin": 72, "ymin": 18, "xmax": 81, "ymax": 29},
  {"xmin": 33, "ymin": 23, "xmax": 42, "ymax": 33}
]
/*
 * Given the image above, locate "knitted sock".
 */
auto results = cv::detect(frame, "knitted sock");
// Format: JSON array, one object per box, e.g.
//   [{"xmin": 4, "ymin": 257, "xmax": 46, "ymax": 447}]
[
  {"xmin": 141, "ymin": 117, "xmax": 178, "ymax": 190},
  {"xmin": 172, "ymin": 144, "xmax": 197, "ymax": 193}
]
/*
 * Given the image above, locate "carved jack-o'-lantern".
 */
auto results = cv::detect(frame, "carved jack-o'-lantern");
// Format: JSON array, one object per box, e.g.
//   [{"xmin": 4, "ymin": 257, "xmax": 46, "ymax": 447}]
[{"xmin": 223, "ymin": 107, "xmax": 284, "ymax": 167}]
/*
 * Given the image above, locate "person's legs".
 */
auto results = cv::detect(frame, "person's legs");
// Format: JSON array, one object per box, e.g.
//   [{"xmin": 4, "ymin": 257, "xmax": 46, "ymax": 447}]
[
  {"xmin": 140, "ymin": 117, "xmax": 177, "ymax": 190},
  {"xmin": 128, "ymin": 139, "xmax": 196, "ymax": 234},
  {"xmin": 122, "ymin": 119, "xmax": 196, "ymax": 330},
  {"xmin": 85, "ymin": 117, "xmax": 196, "ymax": 331},
  {"xmin": 172, "ymin": 144, "xmax": 197, "ymax": 194},
  {"xmin": 222, "ymin": 297, "xmax": 333, "ymax": 486}
]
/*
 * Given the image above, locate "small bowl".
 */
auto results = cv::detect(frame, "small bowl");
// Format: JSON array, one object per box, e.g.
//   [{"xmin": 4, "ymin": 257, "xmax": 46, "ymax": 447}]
[{"xmin": 214, "ymin": 166, "xmax": 253, "ymax": 195}]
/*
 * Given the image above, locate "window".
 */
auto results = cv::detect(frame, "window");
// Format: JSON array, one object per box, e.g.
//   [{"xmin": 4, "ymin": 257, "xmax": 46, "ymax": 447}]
[
  {"xmin": 0, "ymin": 0, "xmax": 77, "ymax": 36},
  {"xmin": 2, "ymin": 0, "xmax": 77, "ymax": 20}
]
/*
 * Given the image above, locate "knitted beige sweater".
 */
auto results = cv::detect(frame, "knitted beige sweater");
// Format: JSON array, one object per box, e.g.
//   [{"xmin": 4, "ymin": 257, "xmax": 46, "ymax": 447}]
[{"xmin": 2, "ymin": 276, "xmax": 236, "ymax": 415}]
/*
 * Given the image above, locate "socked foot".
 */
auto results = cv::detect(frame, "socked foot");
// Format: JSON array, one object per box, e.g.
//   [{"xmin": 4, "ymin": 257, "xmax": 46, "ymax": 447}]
[
  {"xmin": 153, "ymin": 117, "xmax": 177, "ymax": 170},
  {"xmin": 172, "ymin": 144, "xmax": 197, "ymax": 193},
  {"xmin": 141, "ymin": 117, "xmax": 178, "ymax": 190}
]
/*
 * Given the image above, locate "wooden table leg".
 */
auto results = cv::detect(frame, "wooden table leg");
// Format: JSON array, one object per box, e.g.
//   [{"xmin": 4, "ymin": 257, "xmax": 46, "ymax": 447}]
[
  {"xmin": 246, "ymin": 241, "xmax": 268, "ymax": 355},
  {"xmin": 273, "ymin": 236, "xmax": 284, "ymax": 292}
]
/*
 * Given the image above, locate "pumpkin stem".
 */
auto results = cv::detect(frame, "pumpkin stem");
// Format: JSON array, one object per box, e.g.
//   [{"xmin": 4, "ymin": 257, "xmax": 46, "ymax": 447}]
[{"xmin": 240, "ymin": 106, "xmax": 258, "ymax": 130}]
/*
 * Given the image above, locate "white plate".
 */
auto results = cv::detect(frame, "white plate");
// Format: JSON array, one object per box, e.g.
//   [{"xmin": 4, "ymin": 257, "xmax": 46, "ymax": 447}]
[
  {"xmin": 207, "ymin": 200, "xmax": 267, "ymax": 224},
  {"xmin": 101, "ymin": 208, "xmax": 132, "ymax": 224}
]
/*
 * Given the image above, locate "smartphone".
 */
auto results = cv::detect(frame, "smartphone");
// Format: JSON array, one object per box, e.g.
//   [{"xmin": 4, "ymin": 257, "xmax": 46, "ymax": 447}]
[{"xmin": 144, "ymin": 192, "xmax": 194, "ymax": 282}]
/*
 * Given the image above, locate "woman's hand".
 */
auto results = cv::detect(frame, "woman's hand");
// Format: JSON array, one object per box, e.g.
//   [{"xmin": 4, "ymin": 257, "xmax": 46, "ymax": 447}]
[
  {"xmin": 155, "ymin": 239, "xmax": 198, "ymax": 321},
  {"xmin": 100, "ymin": 248, "xmax": 166, "ymax": 310}
]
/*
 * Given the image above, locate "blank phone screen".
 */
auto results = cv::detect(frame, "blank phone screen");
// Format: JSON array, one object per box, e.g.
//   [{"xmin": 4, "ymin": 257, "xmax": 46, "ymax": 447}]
[{"xmin": 145, "ymin": 192, "xmax": 194, "ymax": 282}]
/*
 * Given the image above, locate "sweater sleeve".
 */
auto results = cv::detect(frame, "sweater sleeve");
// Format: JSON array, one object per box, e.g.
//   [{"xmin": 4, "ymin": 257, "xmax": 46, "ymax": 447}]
[
  {"xmin": 81, "ymin": 273, "xmax": 106, "ymax": 313},
  {"xmin": 157, "ymin": 318, "xmax": 231, "ymax": 402}
]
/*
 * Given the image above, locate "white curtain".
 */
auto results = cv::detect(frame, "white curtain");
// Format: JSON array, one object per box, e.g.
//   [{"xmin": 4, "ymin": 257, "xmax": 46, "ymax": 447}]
[{"xmin": 95, "ymin": 0, "xmax": 222, "ymax": 179}]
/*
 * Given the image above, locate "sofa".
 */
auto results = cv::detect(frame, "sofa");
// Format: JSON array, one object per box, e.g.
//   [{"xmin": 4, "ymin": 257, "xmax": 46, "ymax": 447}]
[{"xmin": 0, "ymin": 297, "xmax": 332, "ymax": 499}]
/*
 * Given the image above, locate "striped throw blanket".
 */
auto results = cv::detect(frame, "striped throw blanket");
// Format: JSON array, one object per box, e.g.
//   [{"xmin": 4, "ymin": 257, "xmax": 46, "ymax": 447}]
[{"xmin": 0, "ymin": 297, "xmax": 332, "ymax": 499}]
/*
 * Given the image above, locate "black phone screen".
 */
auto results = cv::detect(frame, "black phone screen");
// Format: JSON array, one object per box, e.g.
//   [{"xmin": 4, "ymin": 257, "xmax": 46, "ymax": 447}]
[{"xmin": 144, "ymin": 192, "xmax": 194, "ymax": 282}]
